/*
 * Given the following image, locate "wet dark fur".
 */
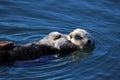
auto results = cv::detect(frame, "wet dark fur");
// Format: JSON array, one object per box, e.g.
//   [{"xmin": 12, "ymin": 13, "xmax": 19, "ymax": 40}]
[
  {"xmin": 0, "ymin": 42, "xmax": 77, "ymax": 64},
  {"xmin": 0, "ymin": 43, "xmax": 57, "ymax": 63}
]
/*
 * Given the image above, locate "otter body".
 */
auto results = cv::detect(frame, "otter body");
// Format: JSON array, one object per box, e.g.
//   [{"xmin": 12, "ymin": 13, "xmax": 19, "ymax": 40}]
[{"xmin": 0, "ymin": 28, "xmax": 95, "ymax": 64}]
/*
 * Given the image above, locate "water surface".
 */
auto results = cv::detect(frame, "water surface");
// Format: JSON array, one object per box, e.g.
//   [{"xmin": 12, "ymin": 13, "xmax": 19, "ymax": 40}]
[{"xmin": 0, "ymin": 0, "xmax": 120, "ymax": 80}]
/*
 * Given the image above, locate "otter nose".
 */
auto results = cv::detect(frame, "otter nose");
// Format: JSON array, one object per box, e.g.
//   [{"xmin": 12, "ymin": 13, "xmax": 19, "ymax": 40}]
[{"xmin": 86, "ymin": 40, "xmax": 91, "ymax": 46}]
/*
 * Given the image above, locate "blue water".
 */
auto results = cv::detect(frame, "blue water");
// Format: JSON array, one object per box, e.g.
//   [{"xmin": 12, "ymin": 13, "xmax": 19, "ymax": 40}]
[{"xmin": 0, "ymin": 0, "xmax": 120, "ymax": 80}]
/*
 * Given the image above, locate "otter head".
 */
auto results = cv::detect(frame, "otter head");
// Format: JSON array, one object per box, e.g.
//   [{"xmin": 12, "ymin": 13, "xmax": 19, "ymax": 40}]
[
  {"xmin": 39, "ymin": 32, "xmax": 63, "ymax": 46},
  {"xmin": 67, "ymin": 28, "xmax": 95, "ymax": 50},
  {"xmin": 39, "ymin": 32, "xmax": 74, "ymax": 51}
]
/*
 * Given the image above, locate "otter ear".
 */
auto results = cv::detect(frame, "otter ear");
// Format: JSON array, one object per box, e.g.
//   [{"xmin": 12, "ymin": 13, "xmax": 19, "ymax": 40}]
[
  {"xmin": 69, "ymin": 34, "xmax": 73, "ymax": 39},
  {"xmin": 67, "ymin": 33, "xmax": 73, "ymax": 41}
]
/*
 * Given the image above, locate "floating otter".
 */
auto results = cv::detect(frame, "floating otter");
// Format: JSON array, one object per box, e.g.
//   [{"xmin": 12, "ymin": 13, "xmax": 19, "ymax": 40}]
[
  {"xmin": 39, "ymin": 32, "xmax": 77, "ymax": 52},
  {"xmin": 67, "ymin": 28, "xmax": 95, "ymax": 50},
  {"xmin": 0, "ymin": 28, "xmax": 95, "ymax": 64}
]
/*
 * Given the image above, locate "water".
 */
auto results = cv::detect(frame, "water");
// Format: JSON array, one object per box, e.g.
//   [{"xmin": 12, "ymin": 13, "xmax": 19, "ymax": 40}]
[{"xmin": 0, "ymin": 0, "xmax": 120, "ymax": 80}]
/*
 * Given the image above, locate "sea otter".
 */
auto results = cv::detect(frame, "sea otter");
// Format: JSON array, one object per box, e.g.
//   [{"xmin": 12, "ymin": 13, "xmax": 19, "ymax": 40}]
[
  {"xmin": 38, "ymin": 32, "xmax": 77, "ymax": 52},
  {"xmin": 0, "ymin": 28, "xmax": 95, "ymax": 64},
  {"xmin": 67, "ymin": 28, "xmax": 95, "ymax": 50}
]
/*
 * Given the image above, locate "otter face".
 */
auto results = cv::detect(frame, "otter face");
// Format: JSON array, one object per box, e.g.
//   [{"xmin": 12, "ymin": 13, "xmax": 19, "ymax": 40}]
[{"xmin": 67, "ymin": 28, "xmax": 95, "ymax": 50}]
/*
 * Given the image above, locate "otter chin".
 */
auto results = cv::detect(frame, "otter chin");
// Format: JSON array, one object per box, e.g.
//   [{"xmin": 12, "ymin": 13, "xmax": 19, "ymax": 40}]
[{"xmin": 67, "ymin": 28, "xmax": 95, "ymax": 50}]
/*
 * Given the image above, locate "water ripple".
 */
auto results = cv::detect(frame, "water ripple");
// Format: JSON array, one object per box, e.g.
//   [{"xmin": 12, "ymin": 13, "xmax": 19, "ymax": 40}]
[{"xmin": 0, "ymin": 0, "xmax": 120, "ymax": 80}]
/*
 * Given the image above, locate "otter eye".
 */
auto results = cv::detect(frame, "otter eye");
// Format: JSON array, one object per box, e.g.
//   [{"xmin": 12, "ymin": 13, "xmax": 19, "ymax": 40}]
[
  {"xmin": 54, "ymin": 35, "xmax": 61, "ymax": 40},
  {"xmin": 75, "ymin": 35, "xmax": 83, "ymax": 40}
]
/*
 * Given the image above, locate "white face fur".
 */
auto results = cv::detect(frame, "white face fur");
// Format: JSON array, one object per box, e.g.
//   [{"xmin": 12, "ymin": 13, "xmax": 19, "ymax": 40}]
[
  {"xmin": 39, "ymin": 32, "xmax": 73, "ymax": 50},
  {"xmin": 39, "ymin": 32, "xmax": 64, "ymax": 46},
  {"xmin": 39, "ymin": 28, "xmax": 94, "ymax": 50},
  {"xmin": 67, "ymin": 28, "xmax": 94, "ymax": 49}
]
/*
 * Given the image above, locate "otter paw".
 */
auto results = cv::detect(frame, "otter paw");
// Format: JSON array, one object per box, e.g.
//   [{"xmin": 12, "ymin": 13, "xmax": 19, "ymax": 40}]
[{"xmin": 0, "ymin": 41, "xmax": 15, "ymax": 50}]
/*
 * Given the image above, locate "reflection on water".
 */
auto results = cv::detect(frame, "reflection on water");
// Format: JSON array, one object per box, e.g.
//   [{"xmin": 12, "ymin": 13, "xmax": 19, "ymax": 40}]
[
  {"xmin": 12, "ymin": 50, "xmax": 92, "ymax": 67},
  {"xmin": 0, "ymin": 0, "xmax": 120, "ymax": 80}
]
